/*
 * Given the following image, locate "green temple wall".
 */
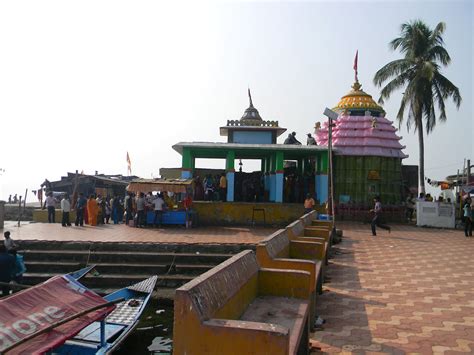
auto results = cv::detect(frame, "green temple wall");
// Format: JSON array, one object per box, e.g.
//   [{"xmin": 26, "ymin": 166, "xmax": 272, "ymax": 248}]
[{"xmin": 334, "ymin": 155, "xmax": 403, "ymax": 205}]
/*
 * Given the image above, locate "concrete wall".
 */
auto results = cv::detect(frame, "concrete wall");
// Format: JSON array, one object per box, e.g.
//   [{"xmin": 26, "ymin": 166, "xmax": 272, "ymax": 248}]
[
  {"xmin": 4, "ymin": 205, "xmax": 35, "ymax": 221},
  {"xmin": 194, "ymin": 201, "xmax": 324, "ymax": 226}
]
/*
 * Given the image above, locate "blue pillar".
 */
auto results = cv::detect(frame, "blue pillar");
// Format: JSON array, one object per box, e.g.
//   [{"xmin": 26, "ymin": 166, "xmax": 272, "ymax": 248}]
[
  {"xmin": 275, "ymin": 151, "xmax": 284, "ymax": 203},
  {"xmin": 226, "ymin": 172, "xmax": 235, "ymax": 202},
  {"xmin": 269, "ymin": 173, "xmax": 276, "ymax": 202},
  {"xmin": 275, "ymin": 173, "xmax": 284, "ymax": 202},
  {"xmin": 316, "ymin": 174, "xmax": 328, "ymax": 204}
]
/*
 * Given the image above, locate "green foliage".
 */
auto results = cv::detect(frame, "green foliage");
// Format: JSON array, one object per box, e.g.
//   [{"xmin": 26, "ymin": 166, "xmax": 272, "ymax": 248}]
[{"xmin": 373, "ymin": 20, "xmax": 461, "ymax": 134}]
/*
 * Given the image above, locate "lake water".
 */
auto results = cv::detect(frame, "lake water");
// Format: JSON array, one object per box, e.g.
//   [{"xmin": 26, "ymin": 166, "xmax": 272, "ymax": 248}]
[{"xmin": 115, "ymin": 299, "xmax": 174, "ymax": 354}]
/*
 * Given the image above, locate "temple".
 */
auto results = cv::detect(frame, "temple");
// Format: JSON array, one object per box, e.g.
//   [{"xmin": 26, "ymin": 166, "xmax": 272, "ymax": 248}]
[
  {"xmin": 173, "ymin": 90, "xmax": 330, "ymax": 203},
  {"xmin": 316, "ymin": 77, "xmax": 408, "ymax": 204}
]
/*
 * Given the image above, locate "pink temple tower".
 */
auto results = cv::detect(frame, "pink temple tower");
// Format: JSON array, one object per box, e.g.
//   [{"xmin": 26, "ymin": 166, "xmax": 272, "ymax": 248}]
[{"xmin": 314, "ymin": 57, "xmax": 408, "ymax": 205}]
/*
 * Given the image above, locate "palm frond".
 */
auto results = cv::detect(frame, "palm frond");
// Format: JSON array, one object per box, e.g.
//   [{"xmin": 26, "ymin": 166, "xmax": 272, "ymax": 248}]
[
  {"xmin": 427, "ymin": 45, "xmax": 451, "ymax": 65},
  {"xmin": 378, "ymin": 70, "xmax": 413, "ymax": 104},
  {"xmin": 430, "ymin": 22, "xmax": 446, "ymax": 46},
  {"xmin": 396, "ymin": 93, "xmax": 409, "ymax": 128},
  {"xmin": 373, "ymin": 59, "xmax": 412, "ymax": 87},
  {"xmin": 433, "ymin": 82, "xmax": 447, "ymax": 122},
  {"xmin": 423, "ymin": 87, "xmax": 436, "ymax": 134},
  {"xmin": 433, "ymin": 72, "xmax": 462, "ymax": 108}
]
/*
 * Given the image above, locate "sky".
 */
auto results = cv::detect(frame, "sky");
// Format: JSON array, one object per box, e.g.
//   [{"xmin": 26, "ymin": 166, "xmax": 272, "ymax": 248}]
[{"xmin": 0, "ymin": 0, "xmax": 472, "ymax": 202}]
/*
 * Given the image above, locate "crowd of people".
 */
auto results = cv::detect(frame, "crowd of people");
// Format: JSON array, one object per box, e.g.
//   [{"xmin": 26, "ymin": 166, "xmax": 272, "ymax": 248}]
[
  {"xmin": 41, "ymin": 190, "xmax": 194, "ymax": 229},
  {"xmin": 193, "ymin": 174, "xmax": 227, "ymax": 201},
  {"xmin": 192, "ymin": 171, "xmax": 317, "ymax": 204},
  {"xmin": 0, "ymin": 231, "xmax": 26, "ymax": 296},
  {"xmin": 7, "ymin": 194, "xmax": 19, "ymax": 204}
]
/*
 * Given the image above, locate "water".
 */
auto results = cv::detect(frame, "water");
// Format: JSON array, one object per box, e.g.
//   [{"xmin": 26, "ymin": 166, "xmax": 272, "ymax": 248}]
[{"xmin": 115, "ymin": 299, "xmax": 174, "ymax": 354}]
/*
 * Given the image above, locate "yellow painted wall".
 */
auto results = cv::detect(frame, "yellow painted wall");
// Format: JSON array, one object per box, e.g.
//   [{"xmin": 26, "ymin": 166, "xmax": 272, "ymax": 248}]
[
  {"xmin": 194, "ymin": 202, "xmax": 324, "ymax": 226},
  {"xmin": 33, "ymin": 209, "xmax": 77, "ymax": 223}
]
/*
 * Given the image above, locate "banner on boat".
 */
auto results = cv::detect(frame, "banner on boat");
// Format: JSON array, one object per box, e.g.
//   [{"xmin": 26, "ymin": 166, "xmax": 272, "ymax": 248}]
[{"xmin": 0, "ymin": 275, "xmax": 115, "ymax": 354}]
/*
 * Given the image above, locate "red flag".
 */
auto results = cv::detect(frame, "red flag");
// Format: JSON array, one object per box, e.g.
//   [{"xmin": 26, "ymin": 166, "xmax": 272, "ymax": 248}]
[
  {"xmin": 353, "ymin": 50, "xmax": 358, "ymax": 71},
  {"xmin": 353, "ymin": 50, "xmax": 359, "ymax": 82}
]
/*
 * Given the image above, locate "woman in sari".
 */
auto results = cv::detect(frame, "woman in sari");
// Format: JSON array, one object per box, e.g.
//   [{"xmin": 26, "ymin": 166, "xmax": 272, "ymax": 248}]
[{"xmin": 87, "ymin": 194, "xmax": 99, "ymax": 226}]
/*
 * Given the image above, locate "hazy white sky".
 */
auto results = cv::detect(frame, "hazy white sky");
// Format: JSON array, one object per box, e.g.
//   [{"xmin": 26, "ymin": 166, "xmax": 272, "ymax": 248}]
[{"xmin": 0, "ymin": 0, "xmax": 472, "ymax": 201}]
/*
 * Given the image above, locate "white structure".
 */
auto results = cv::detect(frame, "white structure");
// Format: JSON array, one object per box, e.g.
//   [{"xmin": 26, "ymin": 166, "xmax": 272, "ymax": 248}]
[{"xmin": 416, "ymin": 201, "xmax": 455, "ymax": 228}]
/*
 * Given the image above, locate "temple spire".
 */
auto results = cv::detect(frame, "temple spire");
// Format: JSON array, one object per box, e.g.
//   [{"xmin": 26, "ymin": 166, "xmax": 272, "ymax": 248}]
[{"xmin": 248, "ymin": 88, "xmax": 254, "ymax": 108}]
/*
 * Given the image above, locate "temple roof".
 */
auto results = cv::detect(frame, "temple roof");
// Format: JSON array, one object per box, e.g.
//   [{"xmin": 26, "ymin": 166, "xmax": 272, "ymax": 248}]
[
  {"xmin": 315, "ymin": 114, "xmax": 408, "ymax": 159},
  {"xmin": 333, "ymin": 81, "xmax": 385, "ymax": 115},
  {"xmin": 220, "ymin": 89, "xmax": 286, "ymax": 137},
  {"xmin": 241, "ymin": 89, "xmax": 263, "ymax": 121}
]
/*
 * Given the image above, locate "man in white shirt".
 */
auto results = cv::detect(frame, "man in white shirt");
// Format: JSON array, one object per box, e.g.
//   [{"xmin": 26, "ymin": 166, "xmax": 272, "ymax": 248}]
[
  {"xmin": 3, "ymin": 231, "xmax": 18, "ymax": 252},
  {"xmin": 153, "ymin": 193, "xmax": 166, "ymax": 228},
  {"xmin": 135, "ymin": 193, "xmax": 146, "ymax": 227},
  {"xmin": 370, "ymin": 196, "xmax": 391, "ymax": 236},
  {"xmin": 43, "ymin": 192, "xmax": 57, "ymax": 223},
  {"xmin": 60, "ymin": 194, "xmax": 71, "ymax": 227}
]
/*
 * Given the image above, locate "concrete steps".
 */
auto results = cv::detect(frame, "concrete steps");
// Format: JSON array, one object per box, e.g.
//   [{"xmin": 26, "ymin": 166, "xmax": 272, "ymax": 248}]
[{"xmin": 18, "ymin": 240, "xmax": 250, "ymax": 297}]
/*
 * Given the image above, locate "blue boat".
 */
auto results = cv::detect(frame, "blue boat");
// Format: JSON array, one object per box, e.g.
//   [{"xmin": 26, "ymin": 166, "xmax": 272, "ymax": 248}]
[
  {"xmin": 0, "ymin": 270, "xmax": 157, "ymax": 355},
  {"xmin": 53, "ymin": 275, "xmax": 158, "ymax": 355}
]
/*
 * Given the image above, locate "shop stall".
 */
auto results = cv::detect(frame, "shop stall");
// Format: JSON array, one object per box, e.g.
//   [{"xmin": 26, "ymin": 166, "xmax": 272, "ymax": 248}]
[{"xmin": 126, "ymin": 178, "xmax": 196, "ymax": 227}]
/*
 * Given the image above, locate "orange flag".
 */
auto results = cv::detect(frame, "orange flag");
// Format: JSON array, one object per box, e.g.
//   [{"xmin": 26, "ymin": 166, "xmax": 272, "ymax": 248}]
[{"xmin": 126, "ymin": 152, "xmax": 132, "ymax": 175}]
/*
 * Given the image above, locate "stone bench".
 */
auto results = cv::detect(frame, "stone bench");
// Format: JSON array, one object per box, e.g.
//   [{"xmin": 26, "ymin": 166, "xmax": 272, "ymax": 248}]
[
  {"xmin": 173, "ymin": 250, "xmax": 311, "ymax": 355},
  {"xmin": 286, "ymin": 217, "xmax": 329, "ymax": 279},
  {"xmin": 256, "ymin": 229, "xmax": 323, "ymax": 331}
]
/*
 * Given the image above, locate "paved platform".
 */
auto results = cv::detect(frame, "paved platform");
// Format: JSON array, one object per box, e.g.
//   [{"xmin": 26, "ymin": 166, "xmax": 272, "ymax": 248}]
[
  {"xmin": 2, "ymin": 221, "xmax": 275, "ymax": 245},
  {"xmin": 311, "ymin": 222, "xmax": 474, "ymax": 354}
]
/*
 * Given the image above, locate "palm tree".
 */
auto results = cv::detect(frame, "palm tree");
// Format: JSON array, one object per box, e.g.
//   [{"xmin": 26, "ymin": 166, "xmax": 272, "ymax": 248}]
[{"xmin": 374, "ymin": 20, "xmax": 461, "ymax": 194}]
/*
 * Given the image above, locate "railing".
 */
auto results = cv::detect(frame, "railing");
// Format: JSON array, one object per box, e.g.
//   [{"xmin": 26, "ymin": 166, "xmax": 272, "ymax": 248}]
[{"xmin": 226, "ymin": 119, "xmax": 280, "ymax": 127}]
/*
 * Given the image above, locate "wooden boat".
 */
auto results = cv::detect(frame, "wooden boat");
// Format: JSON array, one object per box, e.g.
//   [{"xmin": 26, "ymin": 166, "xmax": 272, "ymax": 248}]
[
  {"xmin": 0, "ymin": 270, "xmax": 157, "ymax": 355},
  {"xmin": 69, "ymin": 265, "xmax": 97, "ymax": 281}
]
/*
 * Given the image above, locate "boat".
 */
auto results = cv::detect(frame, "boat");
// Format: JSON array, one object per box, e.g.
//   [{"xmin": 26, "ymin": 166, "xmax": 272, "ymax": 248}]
[
  {"xmin": 69, "ymin": 265, "xmax": 97, "ymax": 281},
  {"xmin": 0, "ymin": 270, "xmax": 157, "ymax": 355}
]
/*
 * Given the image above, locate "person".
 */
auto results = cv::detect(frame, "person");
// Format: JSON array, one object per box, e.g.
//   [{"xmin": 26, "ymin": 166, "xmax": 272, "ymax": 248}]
[
  {"xmin": 183, "ymin": 193, "xmax": 193, "ymax": 228},
  {"xmin": 60, "ymin": 194, "xmax": 71, "ymax": 227},
  {"xmin": 8, "ymin": 195, "xmax": 11, "ymax": 204},
  {"xmin": 153, "ymin": 193, "xmax": 165, "ymax": 228},
  {"xmin": 425, "ymin": 193, "xmax": 434, "ymax": 202},
  {"xmin": 3, "ymin": 231, "xmax": 18, "ymax": 252},
  {"xmin": 9, "ymin": 249, "xmax": 26, "ymax": 285},
  {"xmin": 417, "ymin": 193, "xmax": 425, "ymax": 202},
  {"xmin": 112, "ymin": 195, "xmax": 121, "ymax": 225},
  {"xmin": 96, "ymin": 194, "xmax": 105, "ymax": 225},
  {"xmin": 75, "ymin": 192, "xmax": 87, "ymax": 226},
  {"xmin": 43, "ymin": 192, "xmax": 56, "ymax": 223},
  {"xmin": 13, "ymin": 194, "xmax": 18, "ymax": 204},
  {"xmin": 136, "ymin": 192, "xmax": 146, "ymax": 228},
  {"xmin": 0, "ymin": 244, "xmax": 15, "ymax": 296},
  {"xmin": 219, "ymin": 173, "xmax": 227, "ymax": 201},
  {"xmin": 105, "ymin": 198, "xmax": 111, "ymax": 224},
  {"xmin": 304, "ymin": 193, "xmax": 315, "ymax": 214},
  {"xmin": 204, "ymin": 175, "xmax": 214, "ymax": 201},
  {"xmin": 194, "ymin": 176, "xmax": 204, "ymax": 201},
  {"xmin": 370, "ymin": 196, "xmax": 391, "ymax": 236},
  {"xmin": 125, "ymin": 193, "xmax": 133, "ymax": 225},
  {"xmin": 405, "ymin": 193, "xmax": 416, "ymax": 222},
  {"xmin": 306, "ymin": 133, "xmax": 317, "ymax": 145},
  {"xmin": 87, "ymin": 194, "xmax": 99, "ymax": 226},
  {"xmin": 463, "ymin": 198, "xmax": 472, "ymax": 237}
]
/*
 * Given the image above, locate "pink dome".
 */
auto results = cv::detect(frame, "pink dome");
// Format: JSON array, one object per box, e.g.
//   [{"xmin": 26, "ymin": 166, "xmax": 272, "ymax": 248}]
[{"xmin": 316, "ymin": 114, "xmax": 408, "ymax": 159}]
